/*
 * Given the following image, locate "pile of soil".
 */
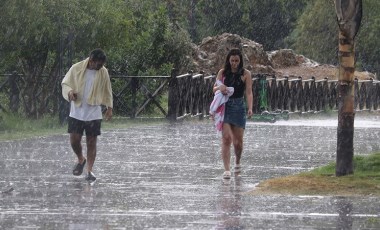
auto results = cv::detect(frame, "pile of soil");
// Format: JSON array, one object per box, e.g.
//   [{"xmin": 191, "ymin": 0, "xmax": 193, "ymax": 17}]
[
  {"xmin": 190, "ymin": 33, "xmax": 376, "ymax": 81},
  {"xmin": 275, "ymin": 65, "xmax": 374, "ymax": 81}
]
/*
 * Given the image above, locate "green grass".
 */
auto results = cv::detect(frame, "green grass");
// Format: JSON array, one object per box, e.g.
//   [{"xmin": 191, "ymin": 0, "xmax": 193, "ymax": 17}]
[
  {"xmin": 250, "ymin": 153, "xmax": 380, "ymax": 196},
  {"xmin": 309, "ymin": 153, "xmax": 380, "ymax": 177},
  {"xmin": 0, "ymin": 113, "xmax": 167, "ymax": 141},
  {"xmin": 0, "ymin": 113, "xmax": 65, "ymax": 140}
]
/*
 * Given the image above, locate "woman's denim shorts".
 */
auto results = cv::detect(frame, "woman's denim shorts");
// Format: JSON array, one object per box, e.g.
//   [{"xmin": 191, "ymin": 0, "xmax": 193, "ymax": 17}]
[{"xmin": 224, "ymin": 97, "xmax": 246, "ymax": 129}]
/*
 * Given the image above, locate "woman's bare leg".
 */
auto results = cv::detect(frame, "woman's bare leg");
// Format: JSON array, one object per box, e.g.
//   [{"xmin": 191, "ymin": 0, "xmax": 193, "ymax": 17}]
[
  {"xmin": 222, "ymin": 123, "xmax": 233, "ymax": 172},
  {"xmin": 231, "ymin": 126, "xmax": 244, "ymax": 166}
]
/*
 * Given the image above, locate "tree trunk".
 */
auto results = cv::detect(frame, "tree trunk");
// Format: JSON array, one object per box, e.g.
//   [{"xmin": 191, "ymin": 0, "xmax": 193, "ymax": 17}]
[
  {"xmin": 334, "ymin": 0, "xmax": 362, "ymax": 176},
  {"xmin": 189, "ymin": 0, "xmax": 197, "ymax": 41}
]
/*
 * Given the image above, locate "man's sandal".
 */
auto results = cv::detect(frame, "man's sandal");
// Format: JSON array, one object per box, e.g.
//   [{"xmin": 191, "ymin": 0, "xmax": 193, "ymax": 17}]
[{"xmin": 72, "ymin": 159, "xmax": 86, "ymax": 176}]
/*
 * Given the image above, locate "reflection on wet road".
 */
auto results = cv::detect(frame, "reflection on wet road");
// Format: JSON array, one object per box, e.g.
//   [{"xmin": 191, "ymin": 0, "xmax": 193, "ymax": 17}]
[{"xmin": 0, "ymin": 118, "xmax": 380, "ymax": 229}]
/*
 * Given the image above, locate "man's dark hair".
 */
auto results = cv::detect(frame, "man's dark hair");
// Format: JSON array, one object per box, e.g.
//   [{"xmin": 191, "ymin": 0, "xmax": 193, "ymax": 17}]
[{"xmin": 89, "ymin": 48, "xmax": 106, "ymax": 62}]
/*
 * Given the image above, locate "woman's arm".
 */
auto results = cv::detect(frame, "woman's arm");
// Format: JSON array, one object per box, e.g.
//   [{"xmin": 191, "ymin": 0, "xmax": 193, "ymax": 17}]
[{"xmin": 213, "ymin": 69, "xmax": 227, "ymax": 94}]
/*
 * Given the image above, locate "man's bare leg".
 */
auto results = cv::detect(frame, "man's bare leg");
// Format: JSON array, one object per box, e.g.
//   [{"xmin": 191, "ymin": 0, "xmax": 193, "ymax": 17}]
[
  {"xmin": 70, "ymin": 133, "xmax": 86, "ymax": 164},
  {"xmin": 86, "ymin": 136, "xmax": 97, "ymax": 173}
]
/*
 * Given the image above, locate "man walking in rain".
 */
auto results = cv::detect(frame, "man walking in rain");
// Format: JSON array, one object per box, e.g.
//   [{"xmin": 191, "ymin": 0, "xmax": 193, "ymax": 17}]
[{"xmin": 61, "ymin": 48, "xmax": 113, "ymax": 182}]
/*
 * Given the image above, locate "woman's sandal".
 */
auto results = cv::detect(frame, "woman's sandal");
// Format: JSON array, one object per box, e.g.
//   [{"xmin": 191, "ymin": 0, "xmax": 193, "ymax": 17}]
[
  {"xmin": 72, "ymin": 159, "xmax": 86, "ymax": 176},
  {"xmin": 234, "ymin": 164, "xmax": 241, "ymax": 173}
]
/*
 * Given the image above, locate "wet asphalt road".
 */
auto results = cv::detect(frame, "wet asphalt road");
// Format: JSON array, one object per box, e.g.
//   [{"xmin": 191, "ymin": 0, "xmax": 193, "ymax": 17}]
[{"xmin": 1, "ymin": 117, "xmax": 380, "ymax": 229}]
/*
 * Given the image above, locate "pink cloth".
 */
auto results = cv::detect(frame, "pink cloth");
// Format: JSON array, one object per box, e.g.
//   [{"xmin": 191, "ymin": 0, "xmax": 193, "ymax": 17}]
[{"xmin": 209, "ymin": 80, "xmax": 234, "ymax": 135}]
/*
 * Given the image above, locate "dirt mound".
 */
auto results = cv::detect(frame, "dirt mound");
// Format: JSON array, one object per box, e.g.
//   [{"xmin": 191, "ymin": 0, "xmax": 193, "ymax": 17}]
[
  {"xmin": 190, "ymin": 33, "xmax": 272, "ymax": 75},
  {"xmin": 190, "ymin": 33, "xmax": 375, "ymax": 80},
  {"xmin": 275, "ymin": 65, "xmax": 375, "ymax": 80},
  {"xmin": 275, "ymin": 65, "xmax": 337, "ymax": 80}
]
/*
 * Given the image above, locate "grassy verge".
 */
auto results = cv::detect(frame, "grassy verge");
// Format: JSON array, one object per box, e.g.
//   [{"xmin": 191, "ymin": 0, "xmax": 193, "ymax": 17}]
[
  {"xmin": 0, "ymin": 113, "xmax": 167, "ymax": 141},
  {"xmin": 0, "ymin": 114, "xmax": 65, "ymax": 140},
  {"xmin": 250, "ymin": 153, "xmax": 380, "ymax": 196}
]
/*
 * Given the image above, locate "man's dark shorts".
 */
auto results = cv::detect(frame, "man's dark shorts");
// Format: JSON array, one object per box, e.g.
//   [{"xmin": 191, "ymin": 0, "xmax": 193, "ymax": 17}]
[{"xmin": 68, "ymin": 117, "xmax": 102, "ymax": 136}]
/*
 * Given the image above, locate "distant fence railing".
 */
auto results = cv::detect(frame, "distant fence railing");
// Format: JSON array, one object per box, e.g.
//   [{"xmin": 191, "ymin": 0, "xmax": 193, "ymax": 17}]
[
  {"xmin": 168, "ymin": 72, "xmax": 380, "ymax": 119},
  {"xmin": 167, "ymin": 70, "xmax": 215, "ymax": 120},
  {"xmin": 0, "ymin": 71, "xmax": 379, "ymax": 122},
  {"xmin": 252, "ymin": 74, "xmax": 380, "ymax": 114}
]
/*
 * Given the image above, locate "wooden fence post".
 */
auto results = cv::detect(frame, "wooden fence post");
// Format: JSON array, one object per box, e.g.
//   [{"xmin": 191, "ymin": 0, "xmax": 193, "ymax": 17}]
[
  {"xmin": 130, "ymin": 77, "xmax": 138, "ymax": 118},
  {"xmin": 252, "ymin": 76, "xmax": 259, "ymax": 114},
  {"xmin": 354, "ymin": 78, "xmax": 359, "ymax": 110},
  {"xmin": 167, "ymin": 68, "xmax": 179, "ymax": 121},
  {"xmin": 199, "ymin": 72, "xmax": 205, "ymax": 120},
  {"xmin": 296, "ymin": 77, "xmax": 303, "ymax": 112},
  {"xmin": 366, "ymin": 79, "xmax": 373, "ymax": 110},
  {"xmin": 269, "ymin": 76, "xmax": 277, "ymax": 112},
  {"xmin": 375, "ymin": 82, "xmax": 380, "ymax": 110},
  {"xmin": 283, "ymin": 77, "xmax": 289, "ymax": 111}
]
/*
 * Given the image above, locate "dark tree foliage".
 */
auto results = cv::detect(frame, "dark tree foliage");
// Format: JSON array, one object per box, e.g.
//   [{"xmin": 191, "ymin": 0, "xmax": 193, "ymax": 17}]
[
  {"xmin": 355, "ymin": 1, "xmax": 380, "ymax": 74},
  {"xmin": 2, "ymin": 0, "xmax": 380, "ymax": 119},
  {"xmin": 181, "ymin": 0, "xmax": 308, "ymax": 51},
  {"xmin": 0, "ymin": 0, "xmax": 192, "ymax": 118},
  {"xmin": 289, "ymin": 0, "xmax": 339, "ymax": 65},
  {"xmin": 246, "ymin": 0, "xmax": 292, "ymax": 50}
]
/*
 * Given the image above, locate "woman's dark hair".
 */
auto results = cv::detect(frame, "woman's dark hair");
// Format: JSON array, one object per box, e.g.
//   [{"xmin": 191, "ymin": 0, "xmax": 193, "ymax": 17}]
[
  {"xmin": 223, "ymin": 48, "xmax": 244, "ymax": 75},
  {"xmin": 89, "ymin": 48, "xmax": 107, "ymax": 62}
]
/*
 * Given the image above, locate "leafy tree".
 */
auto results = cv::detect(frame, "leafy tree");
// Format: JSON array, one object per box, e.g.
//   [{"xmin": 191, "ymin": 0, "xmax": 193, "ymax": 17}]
[
  {"xmin": 0, "ymin": 0, "xmax": 193, "ymax": 118},
  {"xmin": 279, "ymin": 0, "xmax": 309, "ymax": 27},
  {"xmin": 245, "ymin": 0, "xmax": 294, "ymax": 50},
  {"xmin": 289, "ymin": 0, "xmax": 338, "ymax": 65},
  {"xmin": 194, "ymin": 0, "xmax": 246, "ymax": 42},
  {"xmin": 117, "ymin": 0, "xmax": 193, "ymax": 115},
  {"xmin": 355, "ymin": 0, "xmax": 380, "ymax": 74},
  {"xmin": 182, "ymin": 0, "xmax": 307, "ymax": 50},
  {"xmin": 0, "ymin": 0, "xmax": 134, "ymax": 118},
  {"xmin": 288, "ymin": 0, "xmax": 380, "ymax": 77},
  {"xmin": 124, "ymin": 0, "xmax": 193, "ymax": 75}
]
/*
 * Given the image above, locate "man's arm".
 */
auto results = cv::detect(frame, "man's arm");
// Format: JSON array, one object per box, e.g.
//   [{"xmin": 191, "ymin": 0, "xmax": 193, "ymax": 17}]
[
  {"xmin": 62, "ymin": 67, "xmax": 74, "ymax": 102},
  {"xmin": 103, "ymin": 69, "xmax": 113, "ymax": 121}
]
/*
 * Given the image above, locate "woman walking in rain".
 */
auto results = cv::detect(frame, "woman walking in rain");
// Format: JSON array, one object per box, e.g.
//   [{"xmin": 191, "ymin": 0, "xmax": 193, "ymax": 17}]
[{"xmin": 212, "ymin": 48, "xmax": 253, "ymax": 179}]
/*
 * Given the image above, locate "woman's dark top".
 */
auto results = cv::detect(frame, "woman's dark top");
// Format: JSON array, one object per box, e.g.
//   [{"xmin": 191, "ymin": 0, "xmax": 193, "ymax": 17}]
[{"xmin": 224, "ymin": 69, "xmax": 245, "ymax": 98}]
